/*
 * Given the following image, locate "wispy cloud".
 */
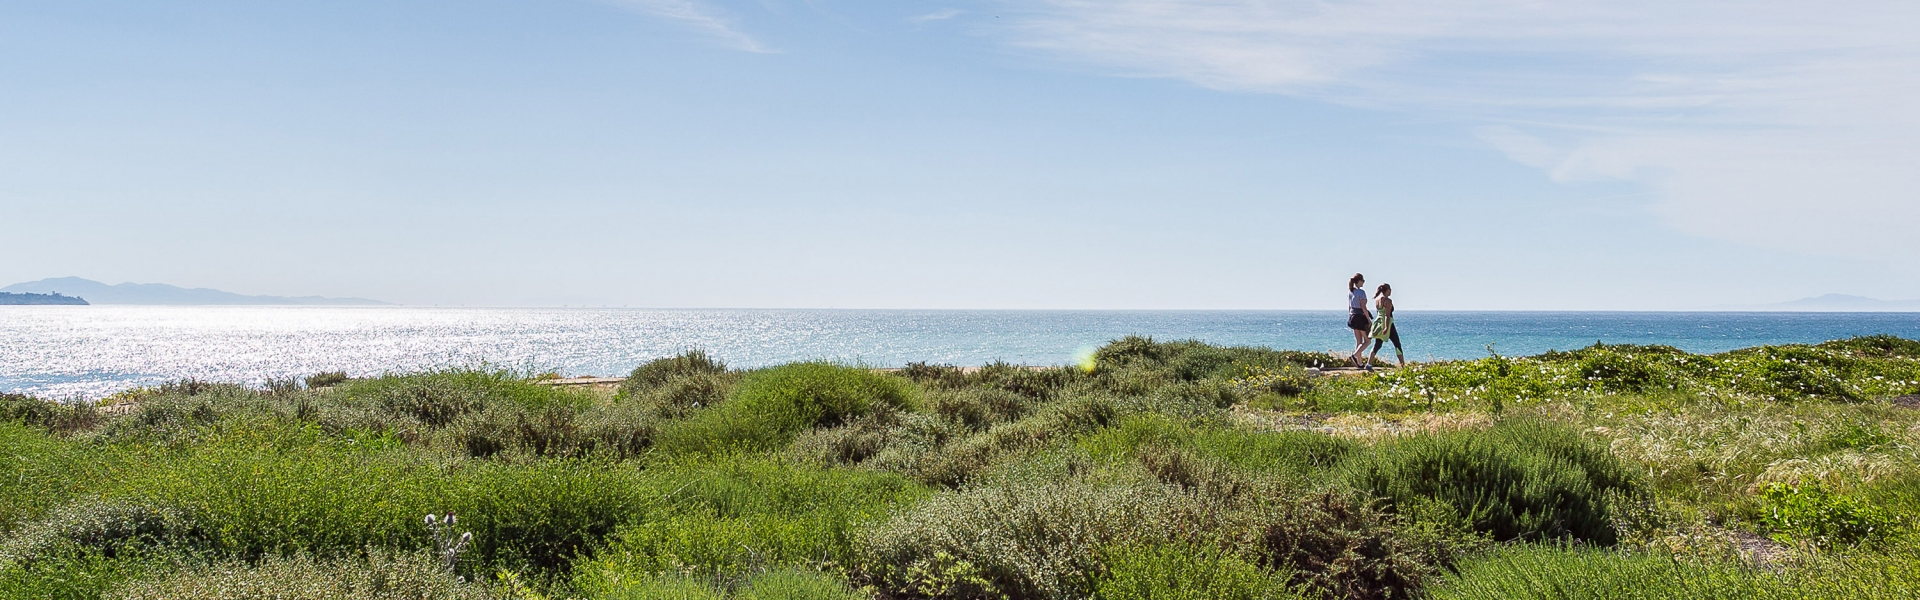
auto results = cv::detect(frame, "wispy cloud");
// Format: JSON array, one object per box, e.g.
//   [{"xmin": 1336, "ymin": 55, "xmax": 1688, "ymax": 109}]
[
  {"xmin": 909, "ymin": 9, "xmax": 964, "ymax": 24},
  {"xmin": 1002, "ymin": 0, "xmax": 1920, "ymax": 263},
  {"xmin": 600, "ymin": 0, "xmax": 773, "ymax": 53}
]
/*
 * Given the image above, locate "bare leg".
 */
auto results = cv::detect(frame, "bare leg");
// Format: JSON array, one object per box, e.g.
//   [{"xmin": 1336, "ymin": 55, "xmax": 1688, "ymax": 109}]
[{"xmin": 1350, "ymin": 329, "xmax": 1369, "ymax": 366}]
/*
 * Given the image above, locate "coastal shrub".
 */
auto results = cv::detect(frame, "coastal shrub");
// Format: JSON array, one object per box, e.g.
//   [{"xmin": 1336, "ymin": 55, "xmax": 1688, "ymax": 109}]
[
  {"xmin": 975, "ymin": 363, "xmax": 1085, "ymax": 401},
  {"xmin": 924, "ymin": 387, "xmax": 1034, "ymax": 431},
  {"xmin": 1344, "ymin": 420, "xmax": 1638, "ymax": 543},
  {"xmin": 0, "ymin": 546, "xmax": 180, "ymax": 600},
  {"xmin": 621, "ymin": 351, "xmax": 729, "ymax": 398},
  {"xmin": 0, "ymin": 499, "xmax": 204, "ymax": 571},
  {"xmin": 445, "ymin": 402, "xmax": 653, "ymax": 460},
  {"xmin": 0, "ymin": 393, "xmax": 58, "ymax": 430},
  {"xmin": 1759, "ymin": 482, "xmax": 1897, "ymax": 548},
  {"xmin": 1094, "ymin": 542, "xmax": 1297, "ymax": 600},
  {"xmin": 111, "ymin": 550, "xmax": 494, "ymax": 600},
  {"xmin": 1819, "ymin": 335, "xmax": 1920, "ymax": 359},
  {"xmin": 304, "ymin": 371, "xmax": 351, "ymax": 389},
  {"xmin": 586, "ymin": 569, "xmax": 858, "ymax": 600},
  {"xmin": 857, "ymin": 480, "xmax": 1203, "ymax": 600},
  {"xmin": 901, "ymin": 395, "xmax": 1120, "ymax": 486},
  {"xmin": 591, "ymin": 575, "xmax": 725, "ymax": 600},
  {"xmin": 1232, "ymin": 365, "xmax": 1314, "ymax": 397},
  {"xmin": 634, "ymin": 372, "xmax": 733, "ymax": 421},
  {"xmin": 787, "ymin": 405, "xmax": 906, "ymax": 466},
  {"xmin": 578, "ymin": 457, "xmax": 922, "ymax": 586},
  {"xmin": 899, "ymin": 362, "xmax": 1084, "ymax": 402},
  {"xmin": 338, "ymin": 369, "xmax": 593, "ymax": 427},
  {"xmin": 1078, "ymin": 416, "xmax": 1354, "ymax": 480},
  {"xmin": 736, "ymin": 569, "xmax": 863, "ymax": 600},
  {"xmin": 100, "ymin": 431, "xmax": 655, "ymax": 575},
  {"xmin": 656, "ymin": 363, "xmax": 913, "ymax": 454},
  {"xmin": 0, "ymin": 424, "xmax": 116, "ymax": 535},
  {"xmin": 1256, "ymin": 489, "xmax": 1438, "ymax": 599},
  {"xmin": 1430, "ymin": 543, "xmax": 1920, "ymax": 600},
  {"xmin": 858, "ymin": 471, "xmax": 1432, "ymax": 600},
  {"xmin": 89, "ymin": 395, "xmax": 229, "ymax": 446}
]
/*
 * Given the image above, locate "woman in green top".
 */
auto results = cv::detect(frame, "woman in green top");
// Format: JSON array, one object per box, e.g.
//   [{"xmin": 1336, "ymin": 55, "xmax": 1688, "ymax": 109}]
[{"xmin": 1367, "ymin": 283, "xmax": 1404, "ymax": 368}]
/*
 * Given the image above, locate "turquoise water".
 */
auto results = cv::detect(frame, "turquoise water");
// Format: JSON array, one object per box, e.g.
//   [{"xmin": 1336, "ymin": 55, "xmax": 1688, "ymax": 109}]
[{"xmin": 3, "ymin": 306, "xmax": 1917, "ymax": 399}]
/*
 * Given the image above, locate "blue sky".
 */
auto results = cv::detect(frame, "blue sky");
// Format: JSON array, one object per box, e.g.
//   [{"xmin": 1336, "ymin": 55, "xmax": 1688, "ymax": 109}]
[{"xmin": 3, "ymin": 0, "xmax": 1915, "ymax": 309}]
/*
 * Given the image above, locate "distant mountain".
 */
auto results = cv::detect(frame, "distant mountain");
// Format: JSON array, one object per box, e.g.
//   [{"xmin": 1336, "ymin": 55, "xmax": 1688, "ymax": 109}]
[
  {"xmin": 1750, "ymin": 293, "xmax": 1920, "ymax": 312},
  {"xmin": 1, "ymin": 277, "xmax": 392, "ymax": 306},
  {"xmin": 0, "ymin": 291, "xmax": 89, "ymax": 305}
]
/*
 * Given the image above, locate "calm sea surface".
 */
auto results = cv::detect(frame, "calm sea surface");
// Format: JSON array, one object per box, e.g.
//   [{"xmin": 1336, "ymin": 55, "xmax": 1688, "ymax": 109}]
[{"xmin": 4, "ymin": 306, "xmax": 1918, "ymax": 399}]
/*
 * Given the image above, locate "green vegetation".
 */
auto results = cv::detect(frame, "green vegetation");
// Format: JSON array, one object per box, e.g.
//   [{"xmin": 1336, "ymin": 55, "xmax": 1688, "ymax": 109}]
[{"xmin": 0, "ymin": 337, "xmax": 1916, "ymax": 599}]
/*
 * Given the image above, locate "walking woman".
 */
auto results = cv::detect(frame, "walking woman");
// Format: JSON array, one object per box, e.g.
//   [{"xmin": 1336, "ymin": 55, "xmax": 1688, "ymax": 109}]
[
  {"xmin": 1346, "ymin": 273, "xmax": 1371, "ymax": 367},
  {"xmin": 1368, "ymin": 283, "xmax": 1404, "ymax": 368}
]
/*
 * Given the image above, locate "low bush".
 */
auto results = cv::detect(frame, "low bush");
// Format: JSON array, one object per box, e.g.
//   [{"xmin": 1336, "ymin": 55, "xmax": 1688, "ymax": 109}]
[
  {"xmin": 1094, "ymin": 542, "xmax": 1298, "ymax": 600},
  {"xmin": 898, "ymin": 395, "xmax": 1119, "ymax": 486},
  {"xmin": 924, "ymin": 387, "xmax": 1035, "ymax": 431},
  {"xmin": 304, "ymin": 371, "xmax": 351, "ymax": 389},
  {"xmin": 1430, "ymin": 543, "xmax": 1920, "ymax": 600},
  {"xmin": 0, "ymin": 393, "xmax": 71, "ymax": 432},
  {"xmin": 1344, "ymin": 420, "xmax": 1639, "ymax": 544},
  {"xmin": 1759, "ymin": 482, "xmax": 1898, "ymax": 548},
  {"xmin": 0, "ymin": 546, "xmax": 180, "ymax": 600},
  {"xmin": 1819, "ymin": 335, "xmax": 1920, "ymax": 359},
  {"xmin": 859, "ymin": 470, "xmax": 1434, "ymax": 600},
  {"xmin": 656, "ymin": 363, "xmax": 914, "ymax": 454},
  {"xmin": 0, "ymin": 499, "xmax": 203, "ymax": 571},
  {"xmin": 736, "ymin": 569, "xmax": 862, "ymax": 600},
  {"xmin": 622, "ymin": 351, "xmax": 729, "ymax": 399},
  {"xmin": 577, "ymin": 457, "xmax": 923, "ymax": 588},
  {"xmin": 587, "ymin": 569, "xmax": 859, "ymax": 600},
  {"xmin": 110, "ymin": 550, "xmax": 493, "ymax": 600},
  {"xmin": 0, "ymin": 423, "xmax": 119, "ymax": 534},
  {"xmin": 92, "ymin": 431, "xmax": 657, "ymax": 576},
  {"xmin": 858, "ymin": 480, "xmax": 1203, "ymax": 600},
  {"xmin": 337, "ymin": 369, "xmax": 593, "ymax": 426},
  {"xmin": 1078, "ymin": 416, "xmax": 1356, "ymax": 482}
]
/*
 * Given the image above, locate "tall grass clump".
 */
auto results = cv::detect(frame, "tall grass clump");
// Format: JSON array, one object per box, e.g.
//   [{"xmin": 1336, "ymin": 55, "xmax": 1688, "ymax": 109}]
[
  {"xmin": 622, "ymin": 350, "xmax": 733, "ymax": 419},
  {"xmin": 1430, "ymin": 543, "xmax": 1920, "ymax": 600},
  {"xmin": 1344, "ymin": 420, "xmax": 1639, "ymax": 544},
  {"xmin": 0, "ymin": 424, "xmax": 110, "ymax": 535},
  {"xmin": 657, "ymin": 363, "xmax": 914, "ymax": 454},
  {"xmin": 1077, "ymin": 415, "xmax": 1355, "ymax": 480},
  {"xmin": 574, "ymin": 456, "xmax": 924, "ymax": 590},
  {"xmin": 98, "ymin": 427, "xmax": 657, "ymax": 576},
  {"xmin": 589, "ymin": 568, "xmax": 860, "ymax": 600},
  {"xmin": 857, "ymin": 467, "xmax": 1435, "ymax": 600},
  {"xmin": 111, "ymin": 550, "xmax": 494, "ymax": 600},
  {"xmin": 337, "ymin": 368, "xmax": 592, "ymax": 428},
  {"xmin": 621, "ymin": 351, "xmax": 730, "ymax": 401},
  {"xmin": 1093, "ymin": 542, "xmax": 1300, "ymax": 600}
]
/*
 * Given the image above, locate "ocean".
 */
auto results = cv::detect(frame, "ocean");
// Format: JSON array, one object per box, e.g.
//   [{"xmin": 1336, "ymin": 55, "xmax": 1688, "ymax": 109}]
[{"xmin": 4, "ymin": 306, "xmax": 1918, "ymax": 399}]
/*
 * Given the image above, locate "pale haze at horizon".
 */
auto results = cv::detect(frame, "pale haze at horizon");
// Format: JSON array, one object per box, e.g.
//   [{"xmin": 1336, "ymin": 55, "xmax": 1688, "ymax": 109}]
[{"xmin": 5, "ymin": 0, "xmax": 1916, "ymax": 311}]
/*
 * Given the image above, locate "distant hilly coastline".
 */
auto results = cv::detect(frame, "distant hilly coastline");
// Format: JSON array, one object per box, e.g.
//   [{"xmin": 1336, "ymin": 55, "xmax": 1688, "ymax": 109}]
[
  {"xmin": 1, "ymin": 277, "xmax": 392, "ymax": 306},
  {"xmin": 0, "ymin": 291, "xmax": 89, "ymax": 305},
  {"xmin": 1736, "ymin": 293, "xmax": 1920, "ymax": 312}
]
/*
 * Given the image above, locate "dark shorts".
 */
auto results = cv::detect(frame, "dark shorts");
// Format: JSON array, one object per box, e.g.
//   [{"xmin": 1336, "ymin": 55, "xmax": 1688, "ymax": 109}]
[{"xmin": 1347, "ymin": 308, "xmax": 1369, "ymax": 331}]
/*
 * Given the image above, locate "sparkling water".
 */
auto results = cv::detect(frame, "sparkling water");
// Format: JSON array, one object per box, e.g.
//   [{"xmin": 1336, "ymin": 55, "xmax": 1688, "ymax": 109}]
[{"xmin": 4, "ymin": 306, "xmax": 1917, "ymax": 399}]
